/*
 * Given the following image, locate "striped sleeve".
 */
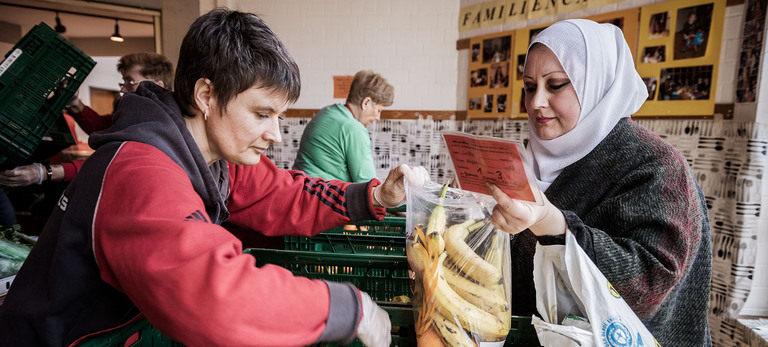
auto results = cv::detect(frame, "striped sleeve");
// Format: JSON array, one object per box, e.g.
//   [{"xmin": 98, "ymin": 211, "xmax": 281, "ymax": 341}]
[{"xmin": 226, "ymin": 155, "xmax": 385, "ymax": 237}]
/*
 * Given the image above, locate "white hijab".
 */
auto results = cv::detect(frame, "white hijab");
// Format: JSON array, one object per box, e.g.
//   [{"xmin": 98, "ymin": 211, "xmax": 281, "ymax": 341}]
[{"xmin": 525, "ymin": 19, "xmax": 648, "ymax": 191}]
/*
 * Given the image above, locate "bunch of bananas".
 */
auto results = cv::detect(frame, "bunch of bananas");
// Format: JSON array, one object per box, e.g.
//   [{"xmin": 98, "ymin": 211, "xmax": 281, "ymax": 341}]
[{"xmin": 407, "ymin": 196, "xmax": 511, "ymax": 346}]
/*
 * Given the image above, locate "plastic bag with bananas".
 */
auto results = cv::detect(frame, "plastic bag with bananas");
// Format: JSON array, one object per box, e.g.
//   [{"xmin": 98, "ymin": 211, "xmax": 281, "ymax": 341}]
[{"xmin": 406, "ymin": 181, "xmax": 511, "ymax": 347}]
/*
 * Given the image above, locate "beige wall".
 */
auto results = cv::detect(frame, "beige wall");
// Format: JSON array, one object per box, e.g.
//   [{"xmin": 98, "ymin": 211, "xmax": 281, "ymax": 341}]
[
  {"xmin": 160, "ymin": 0, "xmax": 202, "ymax": 71},
  {"xmin": 68, "ymin": 37, "xmax": 155, "ymax": 57},
  {"xmin": 0, "ymin": 20, "xmax": 21, "ymax": 59},
  {"xmin": 228, "ymin": 0, "xmax": 461, "ymax": 111}
]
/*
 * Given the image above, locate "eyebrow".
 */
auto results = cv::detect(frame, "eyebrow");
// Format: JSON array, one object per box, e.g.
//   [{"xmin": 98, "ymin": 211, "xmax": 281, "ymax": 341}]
[
  {"xmin": 252, "ymin": 106, "xmax": 278, "ymax": 113},
  {"xmin": 523, "ymin": 70, "xmax": 568, "ymax": 80}
]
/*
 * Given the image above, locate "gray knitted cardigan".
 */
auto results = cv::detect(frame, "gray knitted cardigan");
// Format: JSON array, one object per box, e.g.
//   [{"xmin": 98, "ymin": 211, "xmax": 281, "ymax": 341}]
[{"xmin": 511, "ymin": 118, "xmax": 712, "ymax": 347}]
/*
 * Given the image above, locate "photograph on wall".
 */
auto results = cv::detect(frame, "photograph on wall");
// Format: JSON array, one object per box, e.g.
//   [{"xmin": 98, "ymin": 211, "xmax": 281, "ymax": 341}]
[
  {"xmin": 497, "ymin": 94, "xmax": 507, "ymax": 113},
  {"xmin": 737, "ymin": 48, "xmax": 760, "ymax": 102},
  {"xmin": 659, "ymin": 65, "xmax": 713, "ymax": 100},
  {"xmin": 674, "ymin": 3, "xmax": 714, "ymax": 60},
  {"xmin": 528, "ymin": 27, "xmax": 546, "ymax": 45},
  {"xmin": 483, "ymin": 94, "xmax": 494, "ymax": 113},
  {"xmin": 469, "ymin": 97, "xmax": 482, "ymax": 110},
  {"xmin": 490, "ymin": 62, "xmax": 510, "ymax": 88},
  {"xmin": 482, "ymin": 36, "xmax": 511, "ymax": 63},
  {"xmin": 643, "ymin": 77, "xmax": 658, "ymax": 100},
  {"xmin": 516, "ymin": 54, "xmax": 526, "ymax": 80},
  {"xmin": 470, "ymin": 68, "xmax": 488, "ymax": 87},
  {"xmin": 736, "ymin": 0, "xmax": 767, "ymax": 103},
  {"xmin": 649, "ymin": 11, "xmax": 670, "ymax": 38},
  {"xmin": 598, "ymin": 17, "xmax": 624, "ymax": 29},
  {"xmin": 642, "ymin": 46, "xmax": 667, "ymax": 63},
  {"xmin": 472, "ymin": 43, "xmax": 481, "ymax": 62}
]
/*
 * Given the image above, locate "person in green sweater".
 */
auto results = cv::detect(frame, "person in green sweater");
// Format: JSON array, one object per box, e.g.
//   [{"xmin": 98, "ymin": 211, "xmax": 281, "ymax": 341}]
[{"xmin": 293, "ymin": 70, "xmax": 394, "ymax": 182}]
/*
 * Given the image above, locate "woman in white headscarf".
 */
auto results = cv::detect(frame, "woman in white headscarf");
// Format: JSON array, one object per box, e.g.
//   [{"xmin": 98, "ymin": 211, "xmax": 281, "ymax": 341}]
[{"xmin": 487, "ymin": 19, "xmax": 711, "ymax": 346}]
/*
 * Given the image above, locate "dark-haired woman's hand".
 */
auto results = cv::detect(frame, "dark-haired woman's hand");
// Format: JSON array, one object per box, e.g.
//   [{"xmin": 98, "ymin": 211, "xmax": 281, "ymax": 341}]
[{"xmin": 371, "ymin": 164, "xmax": 429, "ymax": 208}]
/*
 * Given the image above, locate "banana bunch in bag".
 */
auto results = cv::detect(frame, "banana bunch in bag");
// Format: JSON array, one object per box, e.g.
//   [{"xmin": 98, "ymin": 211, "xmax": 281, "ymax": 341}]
[{"xmin": 406, "ymin": 183, "xmax": 511, "ymax": 346}]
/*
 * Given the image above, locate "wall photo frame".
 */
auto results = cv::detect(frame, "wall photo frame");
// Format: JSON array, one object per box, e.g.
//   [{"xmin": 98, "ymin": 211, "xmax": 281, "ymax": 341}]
[
  {"xmin": 636, "ymin": 0, "xmax": 725, "ymax": 116},
  {"xmin": 467, "ymin": 31, "xmax": 515, "ymax": 119}
]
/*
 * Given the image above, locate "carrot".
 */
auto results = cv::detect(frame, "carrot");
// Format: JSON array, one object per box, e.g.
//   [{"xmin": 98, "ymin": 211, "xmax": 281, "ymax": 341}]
[{"xmin": 417, "ymin": 325, "xmax": 445, "ymax": 347}]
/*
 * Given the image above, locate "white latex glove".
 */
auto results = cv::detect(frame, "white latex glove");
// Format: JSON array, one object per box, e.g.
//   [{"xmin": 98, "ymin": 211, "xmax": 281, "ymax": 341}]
[
  {"xmin": 373, "ymin": 164, "xmax": 429, "ymax": 208},
  {"xmin": 401, "ymin": 165, "xmax": 430, "ymax": 188},
  {"xmin": 487, "ymin": 183, "xmax": 566, "ymax": 237},
  {"xmin": 0, "ymin": 163, "xmax": 44, "ymax": 187},
  {"xmin": 64, "ymin": 90, "xmax": 84, "ymax": 113},
  {"xmin": 356, "ymin": 292, "xmax": 391, "ymax": 347}
]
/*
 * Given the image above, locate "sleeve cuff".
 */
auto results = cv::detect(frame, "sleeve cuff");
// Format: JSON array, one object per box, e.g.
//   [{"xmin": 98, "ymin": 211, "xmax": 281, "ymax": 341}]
[
  {"xmin": 346, "ymin": 179, "xmax": 385, "ymax": 221},
  {"xmin": 536, "ymin": 233, "xmax": 566, "ymax": 245},
  {"xmin": 314, "ymin": 281, "xmax": 361, "ymax": 345},
  {"xmin": 61, "ymin": 162, "xmax": 77, "ymax": 181}
]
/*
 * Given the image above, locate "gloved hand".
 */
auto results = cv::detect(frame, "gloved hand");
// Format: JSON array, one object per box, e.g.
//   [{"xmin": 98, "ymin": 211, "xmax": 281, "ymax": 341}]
[
  {"xmin": 356, "ymin": 291, "xmax": 391, "ymax": 347},
  {"xmin": 487, "ymin": 183, "xmax": 566, "ymax": 236},
  {"xmin": 64, "ymin": 90, "xmax": 84, "ymax": 114},
  {"xmin": 0, "ymin": 163, "xmax": 45, "ymax": 187},
  {"xmin": 372, "ymin": 164, "xmax": 429, "ymax": 208}
]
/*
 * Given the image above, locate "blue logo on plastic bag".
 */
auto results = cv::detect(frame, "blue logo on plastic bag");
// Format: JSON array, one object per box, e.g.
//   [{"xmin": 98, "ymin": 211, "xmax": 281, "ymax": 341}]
[{"xmin": 602, "ymin": 316, "xmax": 633, "ymax": 347}]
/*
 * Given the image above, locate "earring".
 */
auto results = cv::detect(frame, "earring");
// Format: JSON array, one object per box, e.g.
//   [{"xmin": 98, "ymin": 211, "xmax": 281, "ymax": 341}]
[{"xmin": 204, "ymin": 112, "xmax": 208, "ymax": 121}]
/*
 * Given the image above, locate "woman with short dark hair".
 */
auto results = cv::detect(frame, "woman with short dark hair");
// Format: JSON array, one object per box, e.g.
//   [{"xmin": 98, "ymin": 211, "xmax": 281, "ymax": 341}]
[{"xmin": 0, "ymin": 8, "xmax": 409, "ymax": 346}]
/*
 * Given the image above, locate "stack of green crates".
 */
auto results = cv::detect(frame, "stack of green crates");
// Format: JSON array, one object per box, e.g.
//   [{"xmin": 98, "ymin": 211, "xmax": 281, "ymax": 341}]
[
  {"xmin": 0, "ymin": 22, "xmax": 95, "ymax": 168},
  {"xmin": 256, "ymin": 216, "xmax": 415, "ymax": 346},
  {"xmin": 284, "ymin": 217, "xmax": 406, "ymax": 255}
]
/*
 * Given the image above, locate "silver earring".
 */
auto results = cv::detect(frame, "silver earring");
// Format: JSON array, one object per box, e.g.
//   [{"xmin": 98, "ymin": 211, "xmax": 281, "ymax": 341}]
[{"xmin": 204, "ymin": 112, "xmax": 208, "ymax": 121}]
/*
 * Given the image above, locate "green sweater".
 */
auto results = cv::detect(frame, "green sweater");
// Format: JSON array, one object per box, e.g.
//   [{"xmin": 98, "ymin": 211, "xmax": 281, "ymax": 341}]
[
  {"xmin": 512, "ymin": 118, "xmax": 712, "ymax": 347},
  {"xmin": 292, "ymin": 104, "xmax": 377, "ymax": 182}
]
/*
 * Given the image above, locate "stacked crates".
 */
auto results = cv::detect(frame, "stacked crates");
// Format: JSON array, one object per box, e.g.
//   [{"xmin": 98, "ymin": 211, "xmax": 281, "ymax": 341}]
[
  {"xmin": 0, "ymin": 22, "xmax": 95, "ymax": 168},
  {"xmin": 277, "ymin": 217, "xmax": 410, "ymax": 303},
  {"xmin": 247, "ymin": 216, "xmax": 415, "ymax": 346}
]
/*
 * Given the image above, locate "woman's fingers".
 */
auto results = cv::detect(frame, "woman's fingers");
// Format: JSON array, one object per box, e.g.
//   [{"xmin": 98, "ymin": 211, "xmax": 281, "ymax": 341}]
[{"xmin": 487, "ymin": 183, "xmax": 535, "ymax": 234}]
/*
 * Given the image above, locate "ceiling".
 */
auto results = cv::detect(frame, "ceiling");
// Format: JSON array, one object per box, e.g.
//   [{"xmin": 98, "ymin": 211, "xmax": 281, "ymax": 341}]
[{"xmin": 0, "ymin": 0, "xmax": 158, "ymax": 38}]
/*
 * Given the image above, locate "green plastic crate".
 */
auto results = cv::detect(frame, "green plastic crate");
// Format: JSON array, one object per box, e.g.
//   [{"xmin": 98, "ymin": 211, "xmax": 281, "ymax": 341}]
[
  {"xmin": 505, "ymin": 315, "xmax": 541, "ymax": 346},
  {"xmin": 245, "ymin": 248, "xmax": 410, "ymax": 303},
  {"xmin": 0, "ymin": 22, "xmax": 95, "ymax": 168},
  {"xmin": 285, "ymin": 233, "xmax": 406, "ymax": 255},
  {"xmin": 385, "ymin": 205, "xmax": 407, "ymax": 216},
  {"xmin": 285, "ymin": 217, "xmax": 407, "ymax": 256},
  {"xmin": 76, "ymin": 318, "xmax": 183, "ymax": 347},
  {"xmin": 323, "ymin": 217, "xmax": 406, "ymax": 236},
  {"xmin": 76, "ymin": 304, "xmax": 416, "ymax": 347}
]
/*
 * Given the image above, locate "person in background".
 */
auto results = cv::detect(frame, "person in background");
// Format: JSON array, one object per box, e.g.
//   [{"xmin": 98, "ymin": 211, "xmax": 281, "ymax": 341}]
[
  {"xmin": 681, "ymin": 11, "xmax": 702, "ymax": 53},
  {"xmin": 292, "ymin": 70, "xmax": 393, "ymax": 182},
  {"xmin": 486, "ymin": 19, "xmax": 711, "ymax": 346},
  {"xmin": 0, "ymin": 8, "xmax": 420, "ymax": 346},
  {"xmin": 0, "ymin": 52, "xmax": 174, "ymax": 187},
  {"xmin": 65, "ymin": 52, "xmax": 174, "ymax": 134}
]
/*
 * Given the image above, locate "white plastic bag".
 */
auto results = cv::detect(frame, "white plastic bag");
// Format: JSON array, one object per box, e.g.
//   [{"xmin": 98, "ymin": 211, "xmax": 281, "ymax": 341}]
[{"xmin": 532, "ymin": 230, "xmax": 659, "ymax": 347}]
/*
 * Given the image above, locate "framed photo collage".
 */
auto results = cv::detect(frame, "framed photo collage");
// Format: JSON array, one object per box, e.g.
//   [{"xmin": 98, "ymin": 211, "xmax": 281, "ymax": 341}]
[{"xmin": 467, "ymin": 0, "xmax": 726, "ymax": 118}]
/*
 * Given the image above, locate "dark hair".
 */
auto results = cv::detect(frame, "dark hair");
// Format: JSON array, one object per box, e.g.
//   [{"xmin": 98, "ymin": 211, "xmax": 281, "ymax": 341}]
[
  {"xmin": 174, "ymin": 8, "xmax": 301, "ymax": 116},
  {"xmin": 346, "ymin": 70, "xmax": 394, "ymax": 107},
  {"xmin": 117, "ymin": 52, "xmax": 174, "ymax": 89}
]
